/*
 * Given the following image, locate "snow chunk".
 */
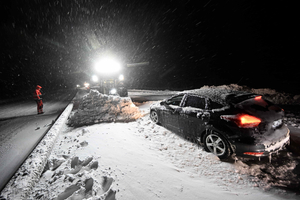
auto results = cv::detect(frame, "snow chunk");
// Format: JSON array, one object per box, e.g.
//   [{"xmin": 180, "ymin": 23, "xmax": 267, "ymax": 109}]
[{"xmin": 68, "ymin": 90, "xmax": 142, "ymax": 127}]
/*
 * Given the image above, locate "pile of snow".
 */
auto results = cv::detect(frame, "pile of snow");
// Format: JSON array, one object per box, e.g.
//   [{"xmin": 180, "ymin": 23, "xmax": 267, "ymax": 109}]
[
  {"xmin": 186, "ymin": 84, "xmax": 300, "ymax": 105},
  {"xmin": 68, "ymin": 90, "xmax": 143, "ymax": 127}
]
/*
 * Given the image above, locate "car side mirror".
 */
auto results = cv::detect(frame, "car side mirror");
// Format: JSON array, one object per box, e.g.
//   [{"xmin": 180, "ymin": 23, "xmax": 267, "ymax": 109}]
[{"xmin": 161, "ymin": 101, "xmax": 175, "ymax": 111}]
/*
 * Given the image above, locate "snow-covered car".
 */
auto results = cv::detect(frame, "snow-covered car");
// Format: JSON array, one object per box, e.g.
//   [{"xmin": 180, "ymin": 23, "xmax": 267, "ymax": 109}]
[{"xmin": 150, "ymin": 90, "xmax": 290, "ymax": 159}]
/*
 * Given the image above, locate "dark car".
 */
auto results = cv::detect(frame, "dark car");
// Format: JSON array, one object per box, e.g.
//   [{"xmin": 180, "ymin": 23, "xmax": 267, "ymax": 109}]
[{"xmin": 149, "ymin": 89, "xmax": 290, "ymax": 159}]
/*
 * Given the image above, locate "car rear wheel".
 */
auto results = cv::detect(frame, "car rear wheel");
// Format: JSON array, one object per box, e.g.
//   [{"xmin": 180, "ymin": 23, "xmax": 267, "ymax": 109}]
[
  {"xmin": 203, "ymin": 131, "xmax": 231, "ymax": 159},
  {"xmin": 150, "ymin": 110, "xmax": 159, "ymax": 124}
]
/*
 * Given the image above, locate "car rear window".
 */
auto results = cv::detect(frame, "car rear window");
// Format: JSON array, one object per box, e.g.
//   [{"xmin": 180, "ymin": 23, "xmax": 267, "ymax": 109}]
[
  {"xmin": 185, "ymin": 96, "xmax": 206, "ymax": 109},
  {"xmin": 210, "ymin": 100, "xmax": 224, "ymax": 109},
  {"xmin": 238, "ymin": 97, "xmax": 274, "ymax": 112}
]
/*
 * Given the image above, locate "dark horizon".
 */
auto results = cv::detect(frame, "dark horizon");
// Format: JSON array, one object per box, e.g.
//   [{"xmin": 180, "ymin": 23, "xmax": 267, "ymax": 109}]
[{"xmin": 1, "ymin": 0, "xmax": 299, "ymax": 99}]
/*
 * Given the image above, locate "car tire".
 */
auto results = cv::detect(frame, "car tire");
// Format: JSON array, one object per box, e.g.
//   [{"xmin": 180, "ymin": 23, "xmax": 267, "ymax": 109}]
[
  {"xmin": 203, "ymin": 130, "xmax": 232, "ymax": 159},
  {"xmin": 150, "ymin": 110, "xmax": 160, "ymax": 124}
]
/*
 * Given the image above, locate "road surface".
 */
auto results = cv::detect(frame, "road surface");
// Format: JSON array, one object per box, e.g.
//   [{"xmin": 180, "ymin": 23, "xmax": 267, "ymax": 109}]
[{"xmin": 0, "ymin": 89, "xmax": 76, "ymax": 191}]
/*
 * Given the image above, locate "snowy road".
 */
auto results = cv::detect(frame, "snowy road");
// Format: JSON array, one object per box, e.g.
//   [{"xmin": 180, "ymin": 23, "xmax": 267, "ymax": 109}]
[
  {"xmin": 1, "ymin": 86, "xmax": 300, "ymax": 199},
  {"xmin": 0, "ymin": 89, "xmax": 76, "ymax": 191},
  {"xmin": 0, "ymin": 88, "xmax": 173, "ymax": 192}
]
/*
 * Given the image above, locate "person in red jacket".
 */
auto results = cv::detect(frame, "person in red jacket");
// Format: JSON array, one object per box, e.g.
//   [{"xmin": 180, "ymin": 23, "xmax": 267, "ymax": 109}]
[{"xmin": 33, "ymin": 85, "xmax": 44, "ymax": 114}]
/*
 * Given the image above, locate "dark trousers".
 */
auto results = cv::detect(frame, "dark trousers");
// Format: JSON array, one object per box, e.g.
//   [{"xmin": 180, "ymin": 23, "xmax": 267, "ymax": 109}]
[{"xmin": 35, "ymin": 99, "xmax": 43, "ymax": 113}]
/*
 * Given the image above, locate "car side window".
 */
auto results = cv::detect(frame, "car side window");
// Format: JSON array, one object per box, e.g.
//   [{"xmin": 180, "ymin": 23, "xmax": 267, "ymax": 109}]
[
  {"xmin": 209, "ymin": 100, "xmax": 224, "ymax": 109},
  {"xmin": 166, "ymin": 95, "xmax": 184, "ymax": 106},
  {"xmin": 184, "ymin": 96, "xmax": 206, "ymax": 109}
]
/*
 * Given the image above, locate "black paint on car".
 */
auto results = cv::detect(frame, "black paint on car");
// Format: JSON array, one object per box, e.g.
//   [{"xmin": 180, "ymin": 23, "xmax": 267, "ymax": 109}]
[{"xmin": 150, "ymin": 90, "xmax": 290, "ymax": 159}]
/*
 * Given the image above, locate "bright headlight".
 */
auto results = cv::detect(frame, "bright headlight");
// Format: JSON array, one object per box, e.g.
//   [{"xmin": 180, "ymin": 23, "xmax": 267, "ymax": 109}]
[
  {"xmin": 92, "ymin": 75, "xmax": 98, "ymax": 82},
  {"xmin": 110, "ymin": 88, "xmax": 117, "ymax": 95},
  {"xmin": 119, "ymin": 74, "xmax": 124, "ymax": 81},
  {"xmin": 84, "ymin": 82, "xmax": 90, "ymax": 88},
  {"xmin": 94, "ymin": 57, "xmax": 121, "ymax": 74}
]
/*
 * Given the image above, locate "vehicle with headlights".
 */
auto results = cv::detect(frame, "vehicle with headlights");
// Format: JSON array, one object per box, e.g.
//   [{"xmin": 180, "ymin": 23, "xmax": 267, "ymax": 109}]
[
  {"xmin": 91, "ymin": 57, "xmax": 128, "ymax": 97},
  {"xmin": 84, "ymin": 82, "xmax": 90, "ymax": 90},
  {"xmin": 150, "ymin": 90, "xmax": 290, "ymax": 159}
]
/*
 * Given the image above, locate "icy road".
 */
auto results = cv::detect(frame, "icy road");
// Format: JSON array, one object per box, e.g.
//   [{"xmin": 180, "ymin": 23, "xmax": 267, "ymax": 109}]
[{"xmin": 0, "ymin": 89, "xmax": 77, "ymax": 191}]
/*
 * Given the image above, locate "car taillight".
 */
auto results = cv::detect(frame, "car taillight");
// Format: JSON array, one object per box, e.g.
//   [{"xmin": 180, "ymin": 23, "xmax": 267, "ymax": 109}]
[
  {"xmin": 220, "ymin": 114, "xmax": 261, "ymax": 128},
  {"xmin": 254, "ymin": 95, "xmax": 262, "ymax": 100}
]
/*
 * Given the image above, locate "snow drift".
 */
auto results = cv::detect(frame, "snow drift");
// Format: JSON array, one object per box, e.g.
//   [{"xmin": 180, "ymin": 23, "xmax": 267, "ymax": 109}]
[{"xmin": 68, "ymin": 90, "xmax": 142, "ymax": 127}]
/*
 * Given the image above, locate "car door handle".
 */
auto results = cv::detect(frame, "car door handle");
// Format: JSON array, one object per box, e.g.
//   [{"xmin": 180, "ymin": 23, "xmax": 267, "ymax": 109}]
[
  {"xmin": 197, "ymin": 112, "xmax": 203, "ymax": 118},
  {"xmin": 197, "ymin": 111, "xmax": 210, "ymax": 119}
]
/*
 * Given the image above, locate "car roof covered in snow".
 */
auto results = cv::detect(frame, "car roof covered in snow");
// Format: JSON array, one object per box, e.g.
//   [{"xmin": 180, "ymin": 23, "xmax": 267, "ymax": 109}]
[{"xmin": 178, "ymin": 88, "xmax": 257, "ymax": 106}]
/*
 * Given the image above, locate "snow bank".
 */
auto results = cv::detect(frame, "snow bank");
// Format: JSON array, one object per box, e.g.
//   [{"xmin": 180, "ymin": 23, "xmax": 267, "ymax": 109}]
[
  {"xmin": 186, "ymin": 84, "xmax": 300, "ymax": 105},
  {"xmin": 68, "ymin": 90, "xmax": 142, "ymax": 127}
]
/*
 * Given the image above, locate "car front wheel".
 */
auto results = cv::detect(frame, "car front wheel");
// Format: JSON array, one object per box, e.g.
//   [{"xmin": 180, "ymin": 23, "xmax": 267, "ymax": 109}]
[
  {"xmin": 203, "ymin": 131, "xmax": 231, "ymax": 159},
  {"xmin": 150, "ymin": 110, "xmax": 159, "ymax": 124}
]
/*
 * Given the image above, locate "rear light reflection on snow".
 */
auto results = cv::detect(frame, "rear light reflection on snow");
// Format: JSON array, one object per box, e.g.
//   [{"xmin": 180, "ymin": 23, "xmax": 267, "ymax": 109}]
[
  {"xmin": 244, "ymin": 152, "xmax": 264, "ymax": 156},
  {"xmin": 220, "ymin": 114, "xmax": 261, "ymax": 128},
  {"xmin": 243, "ymin": 152, "xmax": 264, "ymax": 156}
]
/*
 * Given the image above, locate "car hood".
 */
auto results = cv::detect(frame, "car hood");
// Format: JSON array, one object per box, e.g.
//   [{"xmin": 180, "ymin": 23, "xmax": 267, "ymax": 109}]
[{"xmin": 150, "ymin": 101, "xmax": 162, "ymax": 109}]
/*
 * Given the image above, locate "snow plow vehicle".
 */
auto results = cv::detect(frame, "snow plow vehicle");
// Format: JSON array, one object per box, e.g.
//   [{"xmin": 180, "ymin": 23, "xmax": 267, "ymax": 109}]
[
  {"xmin": 88, "ymin": 57, "xmax": 149, "ymax": 97},
  {"xmin": 90, "ymin": 57, "xmax": 128, "ymax": 97},
  {"xmin": 91, "ymin": 75, "xmax": 128, "ymax": 97}
]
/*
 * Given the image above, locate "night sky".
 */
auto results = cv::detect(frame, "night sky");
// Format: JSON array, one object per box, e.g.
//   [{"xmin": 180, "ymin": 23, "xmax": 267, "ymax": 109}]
[{"xmin": 1, "ymin": 0, "xmax": 299, "ymax": 99}]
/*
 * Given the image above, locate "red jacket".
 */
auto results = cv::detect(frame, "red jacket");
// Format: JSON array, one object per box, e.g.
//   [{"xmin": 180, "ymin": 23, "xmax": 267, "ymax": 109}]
[{"xmin": 33, "ymin": 85, "xmax": 42, "ymax": 100}]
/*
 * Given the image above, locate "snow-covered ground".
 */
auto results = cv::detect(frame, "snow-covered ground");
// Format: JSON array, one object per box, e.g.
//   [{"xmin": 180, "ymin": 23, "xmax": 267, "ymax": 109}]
[{"xmin": 1, "ymin": 85, "xmax": 300, "ymax": 200}]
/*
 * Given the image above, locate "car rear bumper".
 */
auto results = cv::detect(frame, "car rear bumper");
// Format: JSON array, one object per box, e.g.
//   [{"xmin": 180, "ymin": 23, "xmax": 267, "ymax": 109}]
[{"xmin": 233, "ymin": 126, "xmax": 290, "ymax": 157}]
